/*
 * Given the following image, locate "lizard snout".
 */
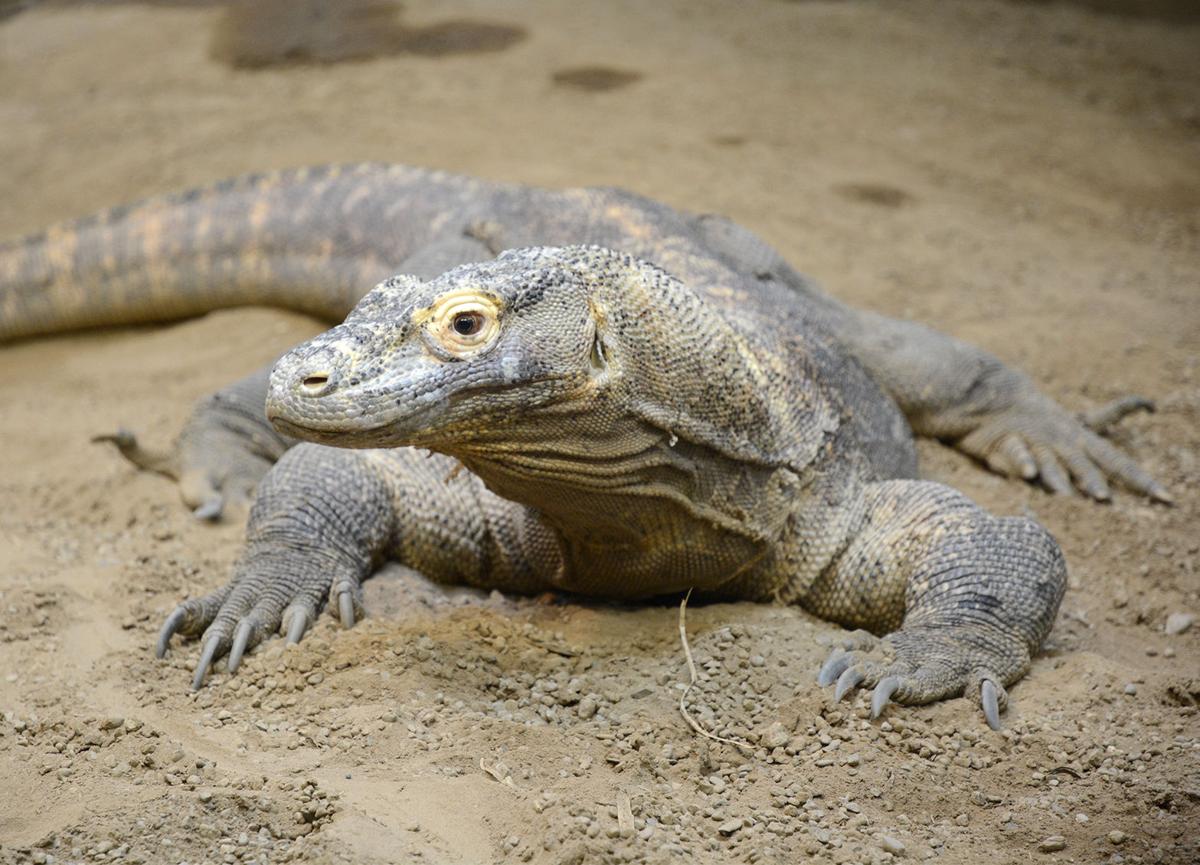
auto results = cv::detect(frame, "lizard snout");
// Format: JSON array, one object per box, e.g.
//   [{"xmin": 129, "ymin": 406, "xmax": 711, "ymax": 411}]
[{"xmin": 290, "ymin": 350, "xmax": 346, "ymax": 398}]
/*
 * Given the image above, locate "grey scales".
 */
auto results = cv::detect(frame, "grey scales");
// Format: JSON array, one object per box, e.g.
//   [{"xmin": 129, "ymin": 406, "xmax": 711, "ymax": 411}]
[{"xmin": 0, "ymin": 163, "xmax": 1169, "ymax": 728}]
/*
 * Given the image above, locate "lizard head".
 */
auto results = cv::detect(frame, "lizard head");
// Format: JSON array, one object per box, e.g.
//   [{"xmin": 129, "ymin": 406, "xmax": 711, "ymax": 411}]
[{"xmin": 265, "ymin": 247, "xmax": 615, "ymax": 450}]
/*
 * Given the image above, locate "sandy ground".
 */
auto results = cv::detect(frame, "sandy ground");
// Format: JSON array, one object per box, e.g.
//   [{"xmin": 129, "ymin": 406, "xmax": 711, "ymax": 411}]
[{"xmin": 1, "ymin": 1, "xmax": 1199, "ymax": 863}]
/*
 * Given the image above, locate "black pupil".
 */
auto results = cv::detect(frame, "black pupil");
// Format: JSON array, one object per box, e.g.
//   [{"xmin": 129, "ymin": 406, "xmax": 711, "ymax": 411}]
[{"xmin": 453, "ymin": 313, "xmax": 481, "ymax": 336}]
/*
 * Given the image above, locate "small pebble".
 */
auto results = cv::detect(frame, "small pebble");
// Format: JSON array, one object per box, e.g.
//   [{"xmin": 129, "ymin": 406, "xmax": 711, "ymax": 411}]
[
  {"xmin": 1108, "ymin": 831, "xmax": 1127, "ymax": 845},
  {"xmin": 1124, "ymin": 683, "xmax": 1137, "ymax": 696},
  {"xmin": 718, "ymin": 818, "xmax": 743, "ymax": 837},
  {"xmin": 1038, "ymin": 835, "xmax": 1066, "ymax": 853},
  {"xmin": 760, "ymin": 722, "xmax": 789, "ymax": 749},
  {"xmin": 1165, "ymin": 612, "xmax": 1193, "ymax": 636},
  {"xmin": 880, "ymin": 835, "xmax": 906, "ymax": 855}
]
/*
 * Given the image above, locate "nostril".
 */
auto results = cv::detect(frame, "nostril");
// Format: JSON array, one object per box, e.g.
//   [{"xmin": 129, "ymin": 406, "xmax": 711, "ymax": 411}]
[{"xmin": 300, "ymin": 372, "xmax": 332, "ymax": 395}]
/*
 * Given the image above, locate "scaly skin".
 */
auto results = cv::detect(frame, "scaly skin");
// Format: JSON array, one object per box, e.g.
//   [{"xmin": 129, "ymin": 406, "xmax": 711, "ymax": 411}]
[
  {"xmin": 0, "ymin": 166, "xmax": 1168, "ymax": 724},
  {"xmin": 0, "ymin": 165, "xmax": 1166, "ymax": 512},
  {"xmin": 235, "ymin": 246, "xmax": 1063, "ymax": 727}
]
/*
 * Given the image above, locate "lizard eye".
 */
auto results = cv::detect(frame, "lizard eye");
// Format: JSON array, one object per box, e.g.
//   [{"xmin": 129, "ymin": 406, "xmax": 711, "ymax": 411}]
[
  {"xmin": 452, "ymin": 311, "xmax": 484, "ymax": 336},
  {"xmin": 424, "ymin": 289, "xmax": 502, "ymax": 359}
]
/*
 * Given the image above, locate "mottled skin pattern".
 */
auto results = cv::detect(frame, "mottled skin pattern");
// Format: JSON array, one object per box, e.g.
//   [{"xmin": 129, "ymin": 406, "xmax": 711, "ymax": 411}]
[{"xmin": 0, "ymin": 164, "xmax": 1167, "ymax": 726}]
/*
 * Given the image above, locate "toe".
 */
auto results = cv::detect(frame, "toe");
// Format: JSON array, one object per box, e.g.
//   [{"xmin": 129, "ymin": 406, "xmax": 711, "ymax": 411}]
[
  {"xmin": 985, "ymin": 434, "xmax": 1038, "ymax": 481},
  {"xmin": 282, "ymin": 602, "xmax": 316, "ymax": 644},
  {"xmin": 192, "ymin": 498, "xmax": 224, "ymax": 521},
  {"xmin": 980, "ymin": 679, "xmax": 1002, "ymax": 730},
  {"xmin": 1061, "ymin": 449, "xmax": 1111, "ymax": 501},
  {"xmin": 156, "ymin": 607, "xmax": 189, "ymax": 659},
  {"xmin": 1085, "ymin": 434, "xmax": 1171, "ymax": 502},
  {"xmin": 330, "ymin": 578, "xmax": 364, "ymax": 629},
  {"xmin": 1032, "ymin": 445, "xmax": 1073, "ymax": 496},
  {"xmin": 870, "ymin": 677, "xmax": 901, "ymax": 719},
  {"xmin": 180, "ymin": 468, "xmax": 222, "ymax": 516},
  {"xmin": 1080, "ymin": 395, "xmax": 1154, "ymax": 434},
  {"xmin": 834, "ymin": 667, "xmax": 864, "ymax": 702},
  {"xmin": 154, "ymin": 587, "xmax": 232, "ymax": 658},
  {"xmin": 227, "ymin": 620, "xmax": 255, "ymax": 673},
  {"xmin": 338, "ymin": 591, "xmax": 356, "ymax": 628},
  {"xmin": 817, "ymin": 650, "xmax": 853, "ymax": 687},
  {"xmin": 192, "ymin": 632, "xmax": 227, "ymax": 691},
  {"xmin": 967, "ymin": 669, "xmax": 1010, "ymax": 731}
]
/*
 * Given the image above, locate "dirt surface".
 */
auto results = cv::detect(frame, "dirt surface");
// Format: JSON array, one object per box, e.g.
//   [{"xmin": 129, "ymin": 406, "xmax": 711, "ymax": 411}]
[{"xmin": 1, "ymin": 1, "xmax": 1199, "ymax": 863}]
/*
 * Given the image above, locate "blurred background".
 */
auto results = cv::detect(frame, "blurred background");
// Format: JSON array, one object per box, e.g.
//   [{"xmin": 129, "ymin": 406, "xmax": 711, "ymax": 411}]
[{"xmin": 1, "ymin": 0, "xmax": 1197, "ymax": 345}]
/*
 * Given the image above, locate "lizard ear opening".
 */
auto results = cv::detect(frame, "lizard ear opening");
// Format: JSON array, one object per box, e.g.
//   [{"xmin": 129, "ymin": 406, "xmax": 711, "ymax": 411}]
[{"xmin": 589, "ymin": 328, "xmax": 608, "ymax": 373}]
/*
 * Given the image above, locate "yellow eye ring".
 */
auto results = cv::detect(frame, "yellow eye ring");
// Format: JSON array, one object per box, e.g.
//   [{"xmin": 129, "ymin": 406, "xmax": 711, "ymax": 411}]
[{"xmin": 424, "ymin": 290, "xmax": 502, "ymax": 358}]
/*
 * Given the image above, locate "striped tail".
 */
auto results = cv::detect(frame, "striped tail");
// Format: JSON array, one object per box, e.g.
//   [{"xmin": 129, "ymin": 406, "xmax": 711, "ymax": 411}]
[{"xmin": 0, "ymin": 163, "xmax": 421, "ymax": 343}]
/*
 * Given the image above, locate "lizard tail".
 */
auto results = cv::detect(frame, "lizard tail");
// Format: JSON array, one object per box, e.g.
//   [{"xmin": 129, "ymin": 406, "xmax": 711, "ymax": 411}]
[{"xmin": 0, "ymin": 164, "xmax": 402, "ymax": 343}]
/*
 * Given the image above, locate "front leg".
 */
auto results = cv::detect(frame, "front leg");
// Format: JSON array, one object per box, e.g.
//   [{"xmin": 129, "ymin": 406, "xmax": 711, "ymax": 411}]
[
  {"xmin": 802, "ymin": 480, "xmax": 1067, "ymax": 729},
  {"xmin": 157, "ymin": 443, "xmax": 559, "ymax": 689}
]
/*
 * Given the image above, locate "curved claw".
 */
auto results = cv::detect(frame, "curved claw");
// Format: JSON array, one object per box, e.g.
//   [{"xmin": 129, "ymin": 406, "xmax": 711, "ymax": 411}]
[
  {"xmin": 91, "ymin": 429, "xmax": 137, "ymax": 448},
  {"xmin": 817, "ymin": 650, "xmax": 853, "ymax": 687},
  {"xmin": 192, "ymin": 634, "xmax": 223, "ymax": 691},
  {"xmin": 870, "ymin": 676, "xmax": 901, "ymax": 719},
  {"xmin": 1148, "ymin": 483, "xmax": 1174, "ymax": 505},
  {"xmin": 191, "ymin": 498, "xmax": 223, "ymax": 522},
  {"xmin": 285, "ymin": 609, "xmax": 308, "ymax": 644},
  {"xmin": 337, "ymin": 591, "xmax": 356, "ymax": 629},
  {"xmin": 156, "ymin": 607, "xmax": 188, "ymax": 659},
  {"xmin": 834, "ymin": 667, "xmax": 864, "ymax": 702},
  {"xmin": 980, "ymin": 679, "xmax": 1002, "ymax": 731},
  {"xmin": 228, "ymin": 621, "xmax": 253, "ymax": 674}
]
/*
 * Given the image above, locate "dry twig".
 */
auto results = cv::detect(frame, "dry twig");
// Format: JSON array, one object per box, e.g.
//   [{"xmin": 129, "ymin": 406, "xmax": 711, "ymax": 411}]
[{"xmin": 677, "ymin": 589, "xmax": 753, "ymax": 751}]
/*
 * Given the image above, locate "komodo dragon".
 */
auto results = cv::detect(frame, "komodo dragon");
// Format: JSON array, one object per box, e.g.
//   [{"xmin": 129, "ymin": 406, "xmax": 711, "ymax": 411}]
[{"xmin": 0, "ymin": 163, "xmax": 1169, "ymax": 727}]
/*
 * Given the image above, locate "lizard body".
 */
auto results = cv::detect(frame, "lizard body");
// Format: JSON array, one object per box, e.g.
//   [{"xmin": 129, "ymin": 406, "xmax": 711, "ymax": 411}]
[{"xmin": 0, "ymin": 164, "xmax": 1166, "ymax": 724}]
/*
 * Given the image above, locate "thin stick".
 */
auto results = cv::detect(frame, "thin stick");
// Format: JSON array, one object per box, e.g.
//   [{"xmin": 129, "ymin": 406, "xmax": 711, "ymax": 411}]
[{"xmin": 678, "ymin": 589, "xmax": 752, "ymax": 751}]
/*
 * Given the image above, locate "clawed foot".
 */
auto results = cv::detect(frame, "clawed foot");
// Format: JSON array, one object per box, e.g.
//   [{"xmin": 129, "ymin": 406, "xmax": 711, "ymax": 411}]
[
  {"xmin": 95, "ymin": 368, "xmax": 292, "ymax": 521},
  {"xmin": 956, "ymin": 388, "xmax": 1170, "ymax": 503},
  {"xmin": 156, "ymin": 553, "xmax": 366, "ymax": 690},
  {"xmin": 816, "ymin": 627, "xmax": 1025, "ymax": 730},
  {"xmin": 94, "ymin": 423, "xmax": 276, "ymax": 522}
]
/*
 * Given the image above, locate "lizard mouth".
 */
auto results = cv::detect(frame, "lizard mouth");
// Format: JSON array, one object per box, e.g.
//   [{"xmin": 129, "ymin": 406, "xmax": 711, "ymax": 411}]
[{"xmin": 266, "ymin": 398, "xmax": 447, "ymax": 448}]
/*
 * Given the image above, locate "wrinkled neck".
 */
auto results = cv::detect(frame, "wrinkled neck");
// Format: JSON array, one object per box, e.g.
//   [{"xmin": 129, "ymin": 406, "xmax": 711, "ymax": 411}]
[{"xmin": 444, "ymin": 388, "xmax": 770, "ymax": 554}]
